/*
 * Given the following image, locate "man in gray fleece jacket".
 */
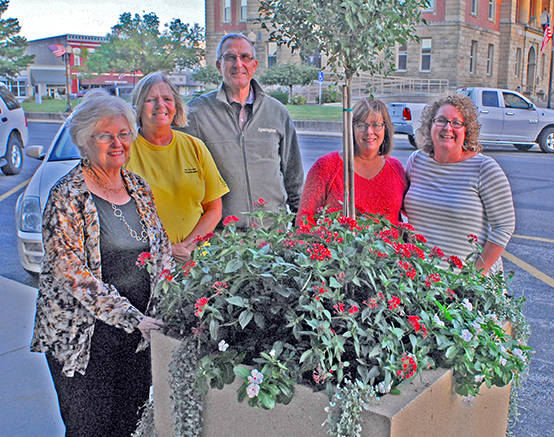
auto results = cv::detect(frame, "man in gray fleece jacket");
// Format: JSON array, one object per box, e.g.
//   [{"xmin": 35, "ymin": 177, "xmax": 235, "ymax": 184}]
[{"xmin": 182, "ymin": 33, "xmax": 304, "ymax": 230}]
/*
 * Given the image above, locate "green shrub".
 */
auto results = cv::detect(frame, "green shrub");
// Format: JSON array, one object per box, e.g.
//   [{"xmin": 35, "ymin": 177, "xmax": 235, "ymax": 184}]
[
  {"xmin": 291, "ymin": 94, "xmax": 307, "ymax": 105},
  {"xmin": 317, "ymin": 86, "xmax": 341, "ymax": 104},
  {"xmin": 268, "ymin": 91, "xmax": 289, "ymax": 105}
]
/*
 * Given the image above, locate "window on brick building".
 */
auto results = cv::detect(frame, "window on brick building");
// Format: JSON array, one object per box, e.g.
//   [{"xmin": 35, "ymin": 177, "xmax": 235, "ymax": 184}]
[
  {"xmin": 487, "ymin": 44, "xmax": 494, "ymax": 75},
  {"xmin": 267, "ymin": 42, "xmax": 277, "ymax": 68},
  {"xmin": 423, "ymin": 0, "xmax": 434, "ymax": 12},
  {"xmin": 471, "ymin": 0, "xmax": 478, "ymax": 15},
  {"xmin": 240, "ymin": 0, "xmax": 247, "ymax": 21},
  {"xmin": 397, "ymin": 43, "xmax": 407, "ymax": 71},
  {"xmin": 515, "ymin": 48, "xmax": 522, "ymax": 77},
  {"xmin": 470, "ymin": 41, "xmax": 477, "ymax": 74},
  {"xmin": 420, "ymin": 38, "xmax": 431, "ymax": 72},
  {"xmin": 488, "ymin": 0, "xmax": 494, "ymax": 20},
  {"xmin": 223, "ymin": 0, "xmax": 231, "ymax": 22}
]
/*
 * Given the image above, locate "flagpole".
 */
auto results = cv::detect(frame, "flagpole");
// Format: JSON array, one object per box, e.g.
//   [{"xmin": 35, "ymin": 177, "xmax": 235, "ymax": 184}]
[{"xmin": 549, "ymin": 44, "xmax": 553, "ymax": 108}]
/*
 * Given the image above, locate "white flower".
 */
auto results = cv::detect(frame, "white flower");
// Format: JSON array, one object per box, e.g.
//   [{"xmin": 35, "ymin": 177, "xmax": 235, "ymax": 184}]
[
  {"xmin": 462, "ymin": 298, "xmax": 473, "ymax": 311},
  {"xmin": 246, "ymin": 383, "xmax": 260, "ymax": 398},
  {"xmin": 218, "ymin": 340, "xmax": 229, "ymax": 352},
  {"xmin": 512, "ymin": 348, "xmax": 525, "ymax": 360},
  {"xmin": 500, "ymin": 345, "xmax": 507, "ymax": 354},
  {"xmin": 485, "ymin": 313, "xmax": 498, "ymax": 322},
  {"xmin": 461, "ymin": 329, "xmax": 473, "ymax": 342},
  {"xmin": 433, "ymin": 314, "xmax": 445, "ymax": 327},
  {"xmin": 499, "ymin": 356, "xmax": 507, "ymax": 366},
  {"xmin": 474, "ymin": 374, "xmax": 485, "ymax": 383},
  {"xmin": 248, "ymin": 369, "xmax": 264, "ymax": 384},
  {"xmin": 269, "ymin": 349, "xmax": 276, "ymax": 358},
  {"xmin": 378, "ymin": 381, "xmax": 391, "ymax": 394}
]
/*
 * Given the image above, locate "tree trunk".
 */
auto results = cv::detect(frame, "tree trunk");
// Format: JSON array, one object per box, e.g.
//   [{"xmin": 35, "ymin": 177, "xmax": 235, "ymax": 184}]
[{"xmin": 342, "ymin": 76, "xmax": 355, "ymax": 218}]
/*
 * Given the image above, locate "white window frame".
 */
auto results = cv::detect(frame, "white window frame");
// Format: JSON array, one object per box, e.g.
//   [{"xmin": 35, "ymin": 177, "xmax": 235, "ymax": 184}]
[
  {"xmin": 471, "ymin": 0, "xmax": 478, "ymax": 16},
  {"xmin": 422, "ymin": 0, "xmax": 434, "ymax": 12},
  {"xmin": 488, "ymin": 0, "xmax": 495, "ymax": 21},
  {"xmin": 470, "ymin": 41, "xmax": 478, "ymax": 74},
  {"xmin": 515, "ymin": 48, "xmax": 522, "ymax": 77},
  {"xmin": 267, "ymin": 41, "xmax": 277, "ymax": 68},
  {"xmin": 486, "ymin": 44, "xmax": 494, "ymax": 76},
  {"xmin": 397, "ymin": 43, "xmax": 407, "ymax": 71},
  {"xmin": 420, "ymin": 38, "xmax": 431, "ymax": 72},
  {"xmin": 223, "ymin": 0, "xmax": 232, "ymax": 23},
  {"xmin": 240, "ymin": 0, "xmax": 247, "ymax": 21}
]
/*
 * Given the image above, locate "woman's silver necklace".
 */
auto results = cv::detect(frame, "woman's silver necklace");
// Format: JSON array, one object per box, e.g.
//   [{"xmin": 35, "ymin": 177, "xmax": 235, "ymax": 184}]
[{"xmin": 85, "ymin": 164, "xmax": 148, "ymax": 243}]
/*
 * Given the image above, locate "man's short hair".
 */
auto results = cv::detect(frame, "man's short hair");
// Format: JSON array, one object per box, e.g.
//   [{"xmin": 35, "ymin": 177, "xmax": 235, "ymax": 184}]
[{"xmin": 216, "ymin": 33, "xmax": 256, "ymax": 60}]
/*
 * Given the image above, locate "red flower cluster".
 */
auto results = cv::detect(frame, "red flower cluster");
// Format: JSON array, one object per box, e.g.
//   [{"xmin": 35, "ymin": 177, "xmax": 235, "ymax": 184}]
[
  {"xmin": 363, "ymin": 299, "xmax": 378, "ymax": 308},
  {"xmin": 194, "ymin": 297, "xmax": 209, "ymax": 317},
  {"xmin": 388, "ymin": 296, "xmax": 401, "ymax": 310},
  {"xmin": 425, "ymin": 273, "xmax": 441, "ymax": 287},
  {"xmin": 182, "ymin": 260, "xmax": 196, "ymax": 277},
  {"xmin": 335, "ymin": 272, "xmax": 347, "ymax": 284},
  {"xmin": 159, "ymin": 269, "xmax": 173, "ymax": 281},
  {"xmin": 194, "ymin": 232, "xmax": 214, "ymax": 243},
  {"xmin": 467, "ymin": 234, "xmax": 478, "ymax": 243},
  {"xmin": 378, "ymin": 228, "xmax": 399, "ymax": 241},
  {"xmin": 307, "ymin": 243, "xmax": 332, "ymax": 261},
  {"xmin": 397, "ymin": 355, "xmax": 417, "ymax": 379},
  {"xmin": 400, "ymin": 223, "xmax": 415, "ymax": 231},
  {"xmin": 392, "ymin": 243, "xmax": 425, "ymax": 260},
  {"xmin": 222, "ymin": 215, "xmax": 239, "ymax": 226},
  {"xmin": 447, "ymin": 288, "xmax": 456, "ymax": 299},
  {"xmin": 253, "ymin": 198, "xmax": 267, "ymax": 207},
  {"xmin": 446, "ymin": 255, "xmax": 463, "ymax": 269},
  {"xmin": 348, "ymin": 305, "xmax": 360, "ymax": 314},
  {"xmin": 337, "ymin": 215, "xmax": 360, "ymax": 231},
  {"xmin": 398, "ymin": 260, "xmax": 416, "ymax": 279},
  {"xmin": 413, "ymin": 233, "xmax": 427, "ymax": 243},
  {"xmin": 431, "ymin": 246, "xmax": 445, "ymax": 258},
  {"xmin": 212, "ymin": 281, "xmax": 228, "ymax": 293},
  {"xmin": 369, "ymin": 248, "xmax": 388, "ymax": 258},
  {"xmin": 333, "ymin": 302, "xmax": 345, "ymax": 313},
  {"xmin": 312, "ymin": 286, "xmax": 328, "ymax": 301},
  {"xmin": 408, "ymin": 315, "xmax": 428, "ymax": 337},
  {"xmin": 136, "ymin": 252, "xmax": 153, "ymax": 266},
  {"xmin": 315, "ymin": 227, "xmax": 344, "ymax": 244}
]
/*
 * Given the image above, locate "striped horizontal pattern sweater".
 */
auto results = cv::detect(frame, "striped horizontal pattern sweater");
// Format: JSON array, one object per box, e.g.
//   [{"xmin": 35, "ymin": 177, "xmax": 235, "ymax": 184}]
[{"xmin": 404, "ymin": 150, "xmax": 515, "ymax": 270}]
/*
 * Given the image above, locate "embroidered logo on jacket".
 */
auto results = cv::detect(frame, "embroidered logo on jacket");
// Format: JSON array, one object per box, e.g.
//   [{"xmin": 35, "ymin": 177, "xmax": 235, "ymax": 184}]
[
  {"xmin": 258, "ymin": 127, "xmax": 277, "ymax": 133},
  {"xmin": 184, "ymin": 168, "xmax": 198, "ymax": 174}
]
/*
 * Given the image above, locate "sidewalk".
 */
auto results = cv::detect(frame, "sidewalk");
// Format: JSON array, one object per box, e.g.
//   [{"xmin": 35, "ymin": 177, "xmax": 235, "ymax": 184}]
[{"xmin": 0, "ymin": 275, "xmax": 64, "ymax": 437}]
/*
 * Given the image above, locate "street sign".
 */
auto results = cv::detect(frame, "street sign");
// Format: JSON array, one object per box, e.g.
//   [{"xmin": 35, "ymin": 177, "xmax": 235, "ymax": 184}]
[{"xmin": 318, "ymin": 71, "xmax": 324, "ymax": 82}]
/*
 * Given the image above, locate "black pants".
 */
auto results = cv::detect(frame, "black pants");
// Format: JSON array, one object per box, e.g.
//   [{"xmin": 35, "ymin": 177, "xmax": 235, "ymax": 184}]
[{"xmin": 46, "ymin": 324, "xmax": 151, "ymax": 437}]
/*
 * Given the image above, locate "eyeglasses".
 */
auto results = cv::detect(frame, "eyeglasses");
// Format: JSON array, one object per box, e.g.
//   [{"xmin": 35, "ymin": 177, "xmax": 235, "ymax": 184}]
[
  {"xmin": 432, "ymin": 118, "xmax": 466, "ymax": 129},
  {"xmin": 353, "ymin": 122, "xmax": 386, "ymax": 133},
  {"xmin": 91, "ymin": 131, "xmax": 134, "ymax": 144},
  {"xmin": 220, "ymin": 53, "xmax": 255, "ymax": 64}
]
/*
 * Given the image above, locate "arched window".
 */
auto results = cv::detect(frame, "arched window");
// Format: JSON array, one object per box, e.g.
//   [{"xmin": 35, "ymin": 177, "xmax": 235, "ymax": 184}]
[{"xmin": 527, "ymin": 46, "xmax": 536, "ymax": 88}]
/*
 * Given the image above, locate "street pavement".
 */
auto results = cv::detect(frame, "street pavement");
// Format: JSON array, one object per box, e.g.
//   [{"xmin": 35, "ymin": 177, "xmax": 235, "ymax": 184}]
[{"xmin": 0, "ymin": 275, "xmax": 64, "ymax": 436}]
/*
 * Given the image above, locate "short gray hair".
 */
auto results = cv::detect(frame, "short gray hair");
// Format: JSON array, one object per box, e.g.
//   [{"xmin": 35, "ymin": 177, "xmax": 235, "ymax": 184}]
[
  {"xmin": 70, "ymin": 89, "xmax": 138, "ymax": 160},
  {"xmin": 216, "ymin": 33, "xmax": 256, "ymax": 60},
  {"xmin": 132, "ymin": 71, "xmax": 186, "ymax": 128}
]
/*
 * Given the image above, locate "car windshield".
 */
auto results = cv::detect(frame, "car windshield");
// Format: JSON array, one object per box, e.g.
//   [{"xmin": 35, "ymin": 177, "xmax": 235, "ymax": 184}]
[{"xmin": 48, "ymin": 125, "xmax": 81, "ymax": 161}]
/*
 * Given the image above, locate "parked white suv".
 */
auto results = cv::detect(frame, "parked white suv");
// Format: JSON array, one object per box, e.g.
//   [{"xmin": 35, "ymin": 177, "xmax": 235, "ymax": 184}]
[{"xmin": 0, "ymin": 84, "xmax": 28, "ymax": 174}]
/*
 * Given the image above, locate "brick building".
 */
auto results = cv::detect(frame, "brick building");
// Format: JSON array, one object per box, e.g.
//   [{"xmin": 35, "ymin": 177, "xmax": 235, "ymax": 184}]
[{"xmin": 204, "ymin": 0, "xmax": 554, "ymax": 101}]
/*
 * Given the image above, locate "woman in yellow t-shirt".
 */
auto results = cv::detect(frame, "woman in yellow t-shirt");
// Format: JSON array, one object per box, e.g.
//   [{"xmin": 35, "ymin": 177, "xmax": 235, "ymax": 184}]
[{"xmin": 127, "ymin": 72, "xmax": 229, "ymax": 262}]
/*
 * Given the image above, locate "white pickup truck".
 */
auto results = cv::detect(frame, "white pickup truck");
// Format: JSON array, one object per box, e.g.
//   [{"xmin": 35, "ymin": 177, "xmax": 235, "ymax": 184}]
[{"xmin": 388, "ymin": 87, "xmax": 554, "ymax": 153}]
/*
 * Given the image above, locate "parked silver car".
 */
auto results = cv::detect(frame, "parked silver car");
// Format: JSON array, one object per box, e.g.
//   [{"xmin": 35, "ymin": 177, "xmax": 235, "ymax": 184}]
[
  {"xmin": 15, "ymin": 119, "xmax": 79, "ymax": 273},
  {"xmin": 0, "ymin": 85, "xmax": 28, "ymax": 174}
]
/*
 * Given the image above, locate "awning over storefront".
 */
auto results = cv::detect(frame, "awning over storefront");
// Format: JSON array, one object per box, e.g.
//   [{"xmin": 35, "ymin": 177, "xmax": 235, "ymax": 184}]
[{"xmin": 30, "ymin": 69, "xmax": 66, "ymax": 85}]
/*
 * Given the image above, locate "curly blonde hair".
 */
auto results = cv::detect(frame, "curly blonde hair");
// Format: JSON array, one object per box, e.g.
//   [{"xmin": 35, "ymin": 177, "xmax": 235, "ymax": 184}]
[{"xmin": 415, "ymin": 92, "xmax": 482, "ymax": 156}]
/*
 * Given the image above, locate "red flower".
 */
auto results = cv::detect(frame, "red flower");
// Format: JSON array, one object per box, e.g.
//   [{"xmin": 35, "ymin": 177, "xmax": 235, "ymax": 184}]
[
  {"xmin": 307, "ymin": 243, "xmax": 332, "ymax": 261},
  {"xmin": 136, "ymin": 252, "xmax": 153, "ymax": 266},
  {"xmin": 253, "ymin": 198, "xmax": 268, "ymax": 207},
  {"xmin": 182, "ymin": 260, "xmax": 196, "ymax": 277},
  {"xmin": 212, "ymin": 282, "xmax": 228, "ymax": 293},
  {"xmin": 388, "ymin": 296, "xmax": 401, "ymax": 310},
  {"xmin": 348, "ymin": 305, "xmax": 360, "ymax": 314},
  {"xmin": 194, "ymin": 297, "xmax": 209, "ymax": 317},
  {"xmin": 378, "ymin": 228, "xmax": 399, "ymax": 241},
  {"xmin": 467, "ymin": 234, "xmax": 478, "ymax": 243},
  {"xmin": 400, "ymin": 223, "xmax": 415, "ymax": 231},
  {"xmin": 398, "ymin": 260, "xmax": 416, "ymax": 279},
  {"xmin": 408, "ymin": 315, "xmax": 428, "ymax": 337},
  {"xmin": 363, "ymin": 299, "xmax": 378, "ymax": 308},
  {"xmin": 425, "ymin": 273, "xmax": 441, "ymax": 287},
  {"xmin": 222, "ymin": 215, "xmax": 239, "ymax": 226},
  {"xmin": 337, "ymin": 215, "xmax": 360, "ymax": 231},
  {"xmin": 194, "ymin": 232, "xmax": 214, "ymax": 243},
  {"xmin": 446, "ymin": 255, "xmax": 463, "ymax": 269},
  {"xmin": 413, "ymin": 234, "xmax": 427, "ymax": 243},
  {"xmin": 333, "ymin": 303, "xmax": 345, "ymax": 313},
  {"xmin": 397, "ymin": 355, "xmax": 418, "ymax": 379},
  {"xmin": 159, "ymin": 269, "xmax": 173, "ymax": 281},
  {"xmin": 431, "ymin": 246, "xmax": 445, "ymax": 258},
  {"xmin": 447, "ymin": 288, "xmax": 456, "ymax": 299}
]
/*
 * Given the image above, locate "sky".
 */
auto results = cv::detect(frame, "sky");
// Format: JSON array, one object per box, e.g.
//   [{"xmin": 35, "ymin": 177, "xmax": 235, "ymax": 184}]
[{"xmin": 6, "ymin": 0, "xmax": 205, "ymax": 41}]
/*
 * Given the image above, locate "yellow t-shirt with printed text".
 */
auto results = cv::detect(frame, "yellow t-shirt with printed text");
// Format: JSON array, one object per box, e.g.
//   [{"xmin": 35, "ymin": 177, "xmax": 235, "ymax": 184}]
[{"xmin": 126, "ymin": 130, "xmax": 229, "ymax": 244}]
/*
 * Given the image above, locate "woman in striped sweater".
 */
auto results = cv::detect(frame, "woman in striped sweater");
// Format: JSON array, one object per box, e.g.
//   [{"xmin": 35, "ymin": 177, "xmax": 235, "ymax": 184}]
[{"xmin": 403, "ymin": 92, "xmax": 515, "ymax": 275}]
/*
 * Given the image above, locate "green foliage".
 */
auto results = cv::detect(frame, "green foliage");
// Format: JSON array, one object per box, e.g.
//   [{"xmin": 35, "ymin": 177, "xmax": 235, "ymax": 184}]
[
  {"xmin": 258, "ymin": 0, "xmax": 428, "ymax": 82},
  {"xmin": 268, "ymin": 90, "xmax": 289, "ymax": 105},
  {"xmin": 150, "ymin": 208, "xmax": 530, "ymax": 436},
  {"xmin": 192, "ymin": 65, "xmax": 222, "ymax": 86},
  {"xmin": 0, "ymin": 0, "xmax": 34, "ymax": 79},
  {"xmin": 86, "ymin": 12, "xmax": 204, "ymax": 75},
  {"xmin": 317, "ymin": 86, "xmax": 342, "ymax": 104},
  {"xmin": 260, "ymin": 62, "xmax": 318, "ymax": 100},
  {"xmin": 291, "ymin": 94, "xmax": 306, "ymax": 105}
]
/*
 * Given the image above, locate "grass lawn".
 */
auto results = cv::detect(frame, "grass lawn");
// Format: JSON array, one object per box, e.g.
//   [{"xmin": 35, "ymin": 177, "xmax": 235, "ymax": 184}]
[
  {"xmin": 22, "ymin": 98, "xmax": 343, "ymax": 122},
  {"xmin": 22, "ymin": 98, "xmax": 82, "ymax": 113},
  {"xmin": 285, "ymin": 104, "xmax": 342, "ymax": 121}
]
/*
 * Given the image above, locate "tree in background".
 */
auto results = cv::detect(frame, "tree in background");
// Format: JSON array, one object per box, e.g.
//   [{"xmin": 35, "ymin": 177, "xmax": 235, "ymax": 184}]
[
  {"xmin": 0, "ymin": 0, "xmax": 34, "ymax": 80},
  {"xmin": 192, "ymin": 65, "xmax": 222, "ymax": 87},
  {"xmin": 258, "ymin": 0, "xmax": 428, "ymax": 217},
  {"xmin": 259, "ymin": 62, "xmax": 318, "ymax": 102},
  {"xmin": 86, "ymin": 12, "xmax": 204, "ymax": 75}
]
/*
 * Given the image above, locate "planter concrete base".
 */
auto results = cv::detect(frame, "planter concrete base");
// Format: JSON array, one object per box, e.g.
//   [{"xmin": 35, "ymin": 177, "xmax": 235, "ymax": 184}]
[{"xmin": 151, "ymin": 331, "xmax": 510, "ymax": 437}]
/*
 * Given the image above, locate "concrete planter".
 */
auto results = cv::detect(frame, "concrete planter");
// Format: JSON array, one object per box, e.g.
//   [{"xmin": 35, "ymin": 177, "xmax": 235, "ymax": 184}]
[{"xmin": 151, "ymin": 330, "xmax": 511, "ymax": 437}]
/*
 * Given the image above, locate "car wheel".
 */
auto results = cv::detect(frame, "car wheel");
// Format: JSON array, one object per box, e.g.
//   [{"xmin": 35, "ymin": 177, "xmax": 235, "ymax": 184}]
[
  {"xmin": 513, "ymin": 144, "xmax": 533, "ymax": 152},
  {"xmin": 408, "ymin": 135, "xmax": 418, "ymax": 149},
  {"xmin": 538, "ymin": 127, "xmax": 554, "ymax": 153},
  {"xmin": 1, "ymin": 134, "xmax": 23, "ymax": 175}
]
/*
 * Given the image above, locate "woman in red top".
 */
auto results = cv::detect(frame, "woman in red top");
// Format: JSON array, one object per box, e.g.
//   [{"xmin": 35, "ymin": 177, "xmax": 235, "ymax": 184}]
[{"xmin": 296, "ymin": 98, "xmax": 406, "ymax": 226}]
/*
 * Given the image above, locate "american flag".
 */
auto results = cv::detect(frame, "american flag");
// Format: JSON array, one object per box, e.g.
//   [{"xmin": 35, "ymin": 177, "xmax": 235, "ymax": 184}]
[
  {"xmin": 47, "ymin": 44, "xmax": 67, "ymax": 58},
  {"xmin": 541, "ymin": 25, "xmax": 552, "ymax": 55}
]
